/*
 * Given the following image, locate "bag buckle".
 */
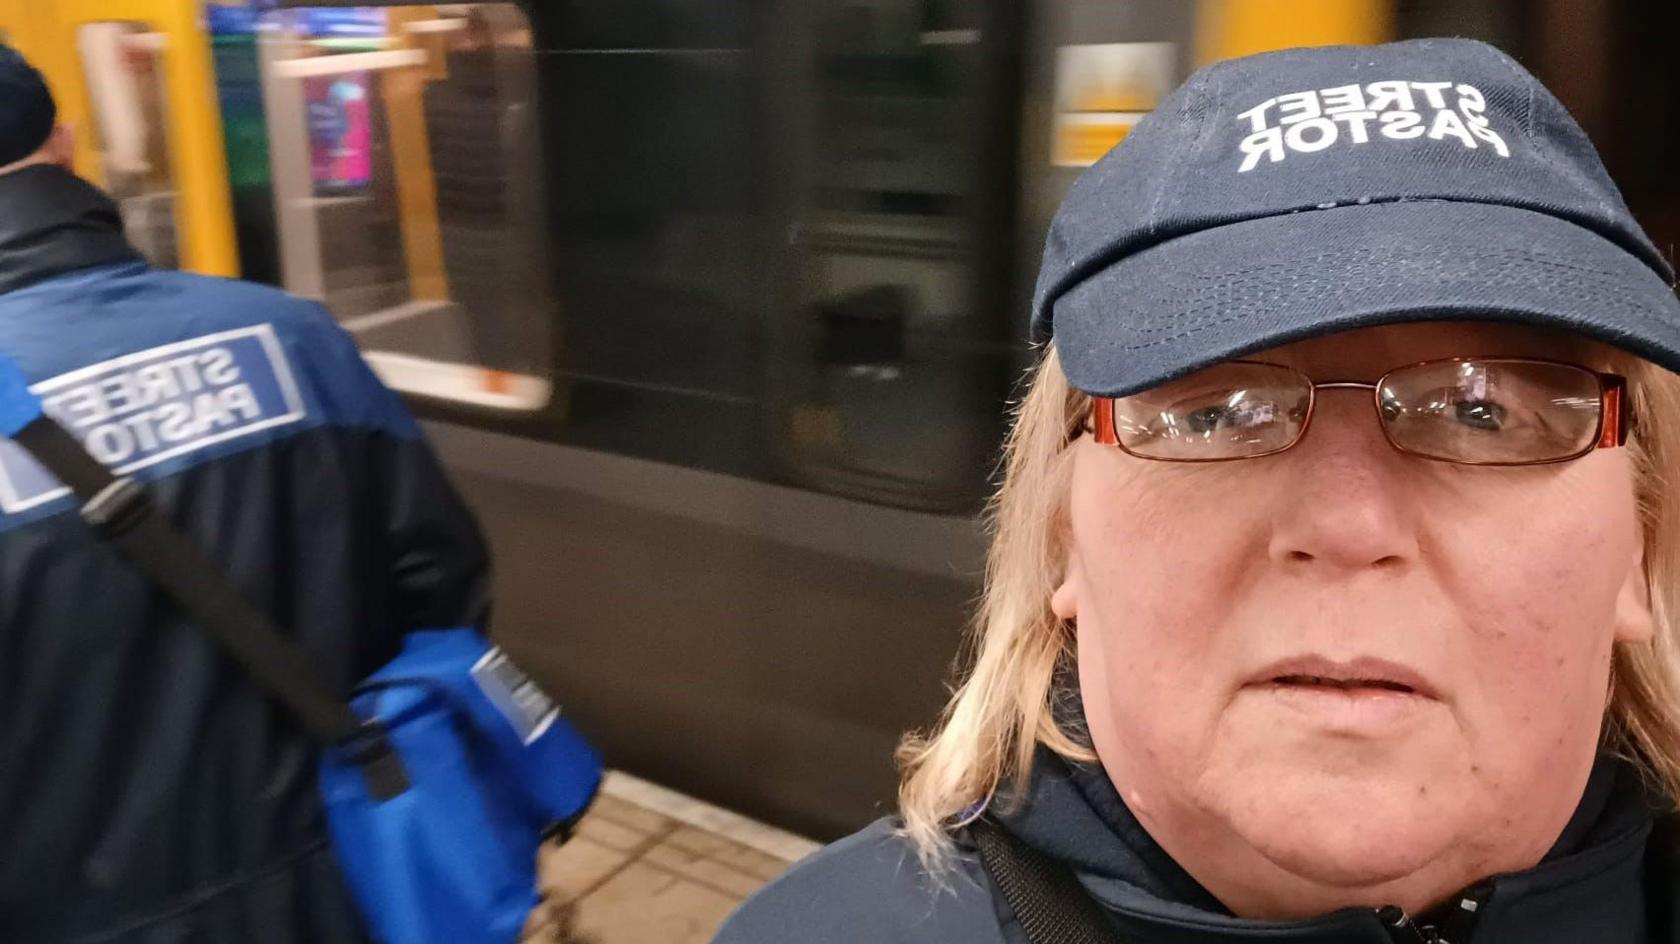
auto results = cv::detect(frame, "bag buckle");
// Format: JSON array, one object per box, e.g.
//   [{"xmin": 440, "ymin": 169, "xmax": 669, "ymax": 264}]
[
  {"xmin": 340, "ymin": 719, "xmax": 411, "ymax": 802},
  {"xmin": 79, "ymin": 478, "xmax": 153, "ymax": 538}
]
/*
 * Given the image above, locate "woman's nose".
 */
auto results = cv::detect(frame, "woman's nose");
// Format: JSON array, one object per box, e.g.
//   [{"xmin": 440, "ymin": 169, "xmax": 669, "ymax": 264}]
[{"xmin": 1265, "ymin": 391, "xmax": 1421, "ymax": 573}]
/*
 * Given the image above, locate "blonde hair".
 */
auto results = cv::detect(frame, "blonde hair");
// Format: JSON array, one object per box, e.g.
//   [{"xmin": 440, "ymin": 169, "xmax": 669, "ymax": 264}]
[{"xmin": 896, "ymin": 346, "xmax": 1680, "ymax": 873}]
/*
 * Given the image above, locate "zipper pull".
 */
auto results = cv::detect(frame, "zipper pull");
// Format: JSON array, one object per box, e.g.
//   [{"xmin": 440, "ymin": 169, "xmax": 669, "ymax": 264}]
[{"xmin": 1377, "ymin": 905, "xmax": 1439, "ymax": 943}]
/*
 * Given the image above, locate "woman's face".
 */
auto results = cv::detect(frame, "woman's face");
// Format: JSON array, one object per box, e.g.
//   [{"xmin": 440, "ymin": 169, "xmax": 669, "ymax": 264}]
[{"xmin": 1053, "ymin": 322, "xmax": 1654, "ymax": 918}]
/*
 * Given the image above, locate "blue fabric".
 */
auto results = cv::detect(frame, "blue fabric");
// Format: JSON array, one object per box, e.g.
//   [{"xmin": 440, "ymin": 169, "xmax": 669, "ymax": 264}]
[
  {"xmin": 1, "ymin": 249, "xmax": 491, "ymax": 941},
  {"xmin": 0, "ymin": 352, "xmax": 41, "ymax": 437},
  {"xmin": 0, "ymin": 261, "xmax": 416, "ymax": 436},
  {"xmin": 1031, "ymin": 38, "xmax": 1680, "ymax": 397},
  {"xmin": 319, "ymin": 629, "xmax": 602, "ymax": 944},
  {"xmin": 0, "ymin": 261, "xmax": 419, "ymax": 531},
  {"xmin": 716, "ymin": 751, "xmax": 1659, "ymax": 944}
]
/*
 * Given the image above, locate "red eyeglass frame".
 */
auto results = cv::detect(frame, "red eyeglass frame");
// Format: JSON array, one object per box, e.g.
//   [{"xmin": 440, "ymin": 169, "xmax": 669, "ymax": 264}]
[{"xmin": 1088, "ymin": 357, "xmax": 1629, "ymax": 466}]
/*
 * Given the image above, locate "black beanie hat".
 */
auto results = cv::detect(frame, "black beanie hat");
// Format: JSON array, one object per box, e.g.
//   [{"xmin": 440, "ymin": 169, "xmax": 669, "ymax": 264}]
[{"xmin": 0, "ymin": 45, "xmax": 57, "ymax": 168}]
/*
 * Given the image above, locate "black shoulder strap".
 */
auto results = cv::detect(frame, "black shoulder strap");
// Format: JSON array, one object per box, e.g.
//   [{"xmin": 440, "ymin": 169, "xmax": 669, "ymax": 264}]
[
  {"xmin": 11, "ymin": 415, "xmax": 408, "ymax": 799},
  {"xmin": 970, "ymin": 817, "xmax": 1124, "ymax": 944}
]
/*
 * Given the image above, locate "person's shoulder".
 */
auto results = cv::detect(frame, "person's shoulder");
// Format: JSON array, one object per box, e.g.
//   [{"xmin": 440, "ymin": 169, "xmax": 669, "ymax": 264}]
[
  {"xmin": 139, "ymin": 271, "xmax": 421, "ymax": 435},
  {"xmin": 712, "ymin": 818, "xmax": 1008, "ymax": 944},
  {"xmin": 2, "ymin": 262, "xmax": 327, "ymax": 329},
  {"xmin": 150, "ymin": 269, "xmax": 335, "ymax": 327},
  {"xmin": 69, "ymin": 265, "xmax": 344, "ymax": 351}
]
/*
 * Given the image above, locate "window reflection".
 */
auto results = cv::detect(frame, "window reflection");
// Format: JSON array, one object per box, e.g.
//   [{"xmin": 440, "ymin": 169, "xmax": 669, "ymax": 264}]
[
  {"xmin": 777, "ymin": 0, "xmax": 1000, "ymax": 511},
  {"xmin": 261, "ymin": 4, "xmax": 554, "ymax": 411}
]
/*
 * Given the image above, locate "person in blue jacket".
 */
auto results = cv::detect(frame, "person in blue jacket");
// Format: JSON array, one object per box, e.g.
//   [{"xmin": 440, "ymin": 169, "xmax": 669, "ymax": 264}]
[
  {"xmin": 718, "ymin": 39, "xmax": 1680, "ymax": 944},
  {"xmin": 0, "ymin": 46, "xmax": 489, "ymax": 942}
]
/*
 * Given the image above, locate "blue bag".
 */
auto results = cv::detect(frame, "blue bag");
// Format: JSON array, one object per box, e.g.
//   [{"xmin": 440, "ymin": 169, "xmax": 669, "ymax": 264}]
[
  {"xmin": 0, "ymin": 355, "xmax": 603, "ymax": 944},
  {"xmin": 320, "ymin": 630, "xmax": 603, "ymax": 944}
]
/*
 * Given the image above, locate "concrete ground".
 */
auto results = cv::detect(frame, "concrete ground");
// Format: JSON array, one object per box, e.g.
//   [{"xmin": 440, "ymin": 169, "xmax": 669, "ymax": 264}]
[{"xmin": 522, "ymin": 772, "xmax": 821, "ymax": 943}]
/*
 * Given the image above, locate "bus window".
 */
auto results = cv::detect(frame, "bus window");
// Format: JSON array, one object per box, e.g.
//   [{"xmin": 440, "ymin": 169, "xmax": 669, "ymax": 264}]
[
  {"xmin": 259, "ymin": 4, "xmax": 554, "ymax": 412},
  {"xmin": 533, "ymin": 1, "xmax": 765, "ymax": 478},
  {"xmin": 76, "ymin": 22, "xmax": 179, "ymax": 269},
  {"xmin": 770, "ymin": 0, "xmax": 1010, "ymax": 512}
]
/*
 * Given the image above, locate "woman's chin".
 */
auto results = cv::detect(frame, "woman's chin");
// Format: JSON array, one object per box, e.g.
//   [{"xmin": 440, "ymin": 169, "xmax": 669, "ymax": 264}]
[
  {"xmin": 1241, "ymin": 825, "xmax": 1438, "ymax": 895},
  {"xmin": 1213, "ymin": 771, "xmax": 1469, "ymax": 895}
]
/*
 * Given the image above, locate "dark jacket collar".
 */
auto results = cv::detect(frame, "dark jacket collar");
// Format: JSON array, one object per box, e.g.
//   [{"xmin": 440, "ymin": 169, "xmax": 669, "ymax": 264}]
[
  {"xmin": 0, "ymin": 164, "xmax": 142, "ymax": 296},
  {"xmin": 998, "ymin": 748, "xmax": 1658, "ymax": 942}
]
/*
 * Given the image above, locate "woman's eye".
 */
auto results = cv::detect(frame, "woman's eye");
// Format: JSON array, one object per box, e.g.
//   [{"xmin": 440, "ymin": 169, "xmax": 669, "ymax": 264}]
[
  {"xmin": 1182, "ymin": 399, "xmax": 1281, "ymax": 434},
  {"xmin": 1412, "ymin": 384, "xmax": 1521, "ymax": 433},
  {"xmin": 1454, "ymin": 399, "xmax": 1508, "ymax": 431},
  {"xmin": 1187, "ymin": 405, "xmax": 1233, "ymax": 433}
]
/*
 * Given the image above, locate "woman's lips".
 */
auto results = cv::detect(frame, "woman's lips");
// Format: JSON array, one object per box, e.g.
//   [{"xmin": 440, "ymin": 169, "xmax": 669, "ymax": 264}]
[
  {"xmin": 1251, "ymin": 655, "xmax": 1438, "ymax": 698},
  {"xmin": 1270, "ymin": 674, "xmax": 1416, "ymax": 693},
  {"xmin": 1245, "ymin": 656, "xmax": 1440, "ymax": 733}
]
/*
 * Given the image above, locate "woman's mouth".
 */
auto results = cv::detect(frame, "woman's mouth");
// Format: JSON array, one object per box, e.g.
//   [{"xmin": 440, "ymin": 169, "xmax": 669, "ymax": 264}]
[
  {"xmin": 1248, "ymin": 657, "xmax": 1440, "ymax": 733},
  {"xmin": 1269, "ymin": 674, "xmax": 1418, "ymax": 694}
]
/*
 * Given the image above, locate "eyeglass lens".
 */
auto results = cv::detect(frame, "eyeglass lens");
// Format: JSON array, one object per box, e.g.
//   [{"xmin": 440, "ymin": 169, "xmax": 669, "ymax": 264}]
[{"xmin": 1111, "ymin": 359, "xmax": 1605, "ymax": 463}]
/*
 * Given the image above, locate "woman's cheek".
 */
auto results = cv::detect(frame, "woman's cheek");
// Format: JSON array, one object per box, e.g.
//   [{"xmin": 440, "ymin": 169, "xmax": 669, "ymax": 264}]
[
  {"xmin": 1436, "ymin": 471, "xmax": 1630, "ymax": 696},
  {"xmin": 1450, "ymin": 554, "xmax": 1619, "ymax": 762}
]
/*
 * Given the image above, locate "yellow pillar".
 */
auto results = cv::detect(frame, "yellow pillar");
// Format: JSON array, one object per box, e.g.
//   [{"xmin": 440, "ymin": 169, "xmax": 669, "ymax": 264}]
[
  {"xmin": 157, "ymin": 0, "xmax": 239, "ymax": 276},
  {"xmin": 1194, "ymin": 0, "xmax": 1396, "ymax": 67},
  {"xmin": 0, "ymin": 5, "xmax": 33, "ymax": 57},
  {"xmin": 380, "ymin": 6, "xmax": 451, "ymax": 302}
]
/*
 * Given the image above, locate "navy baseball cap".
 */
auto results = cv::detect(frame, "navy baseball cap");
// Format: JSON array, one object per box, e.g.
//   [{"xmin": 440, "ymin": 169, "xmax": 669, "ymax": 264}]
[
  {"xmin": 0, "ymin": 45, "xmax": 56, "ymax": 169},
  {"xmin": 1033, "ymin": 38, "xmax": 1680, "ymax": 397}
]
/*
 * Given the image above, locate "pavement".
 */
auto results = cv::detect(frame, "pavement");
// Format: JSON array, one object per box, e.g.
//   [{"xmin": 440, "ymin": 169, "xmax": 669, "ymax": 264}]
[{"xmin": 522, "ymin": 772, "xmax": 821, "ymax": 943}]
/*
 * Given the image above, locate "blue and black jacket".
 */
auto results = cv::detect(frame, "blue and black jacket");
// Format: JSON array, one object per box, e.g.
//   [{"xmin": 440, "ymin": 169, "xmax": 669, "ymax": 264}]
[
  {"xmin": 0, "ymin": 164, "xmax": 489, "ymax": 943},
  {"xmin": 717, "ymin": 747, "xmax": 1680, "ymax": 944}
]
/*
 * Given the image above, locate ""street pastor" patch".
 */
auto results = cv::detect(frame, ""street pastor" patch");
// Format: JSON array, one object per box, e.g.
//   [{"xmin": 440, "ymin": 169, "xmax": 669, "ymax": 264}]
[
  {"xmin": 1235, "ymin": 80, "xmax": 1510, "ymax": 173},
  {"xmin": 0, "ymin": 325, "xmax": 307, "ymax": 515}
]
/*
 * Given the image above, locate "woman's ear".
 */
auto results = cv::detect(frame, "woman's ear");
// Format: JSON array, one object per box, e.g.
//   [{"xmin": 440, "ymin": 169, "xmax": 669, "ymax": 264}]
[
  {"xmin": 1614, "ymin": 544, "xmax": 1655, "ymax": 643},
  {"xmin": 1052, "ymin": 557, "xmax": 1081, "ymax": 621}
]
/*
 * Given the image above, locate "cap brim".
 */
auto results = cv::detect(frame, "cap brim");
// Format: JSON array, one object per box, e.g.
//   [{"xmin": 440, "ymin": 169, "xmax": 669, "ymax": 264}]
[{"xmin": 1051, "ymin": 200, "xmax": 1680, "ymax": 397}]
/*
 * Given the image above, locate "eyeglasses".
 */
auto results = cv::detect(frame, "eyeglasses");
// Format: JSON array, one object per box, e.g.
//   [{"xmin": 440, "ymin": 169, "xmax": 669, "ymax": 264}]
[{"xmin": 1089, "ymin": 357, "xmax": 1628, "ymax": 465}]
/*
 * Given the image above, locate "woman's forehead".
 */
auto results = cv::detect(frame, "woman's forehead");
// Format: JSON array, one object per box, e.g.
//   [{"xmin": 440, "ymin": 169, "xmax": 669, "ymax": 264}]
[{"xmin": 1251, "ymin": 321, "xmax": 1610, "ymax": 376}]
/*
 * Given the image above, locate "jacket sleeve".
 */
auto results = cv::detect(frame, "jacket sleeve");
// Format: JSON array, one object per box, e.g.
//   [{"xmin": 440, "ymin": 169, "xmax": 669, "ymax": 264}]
[
  {"xmin": 713, "ymin": 819, "xmax": 1012, "ymax": 944},
  {"xmin": 294, "ymin": 302, "xmax": 493, "ymax": 637},
  {"xmin": 376, "ymin": 427, "xmax": 491, "ymax": 633}
]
